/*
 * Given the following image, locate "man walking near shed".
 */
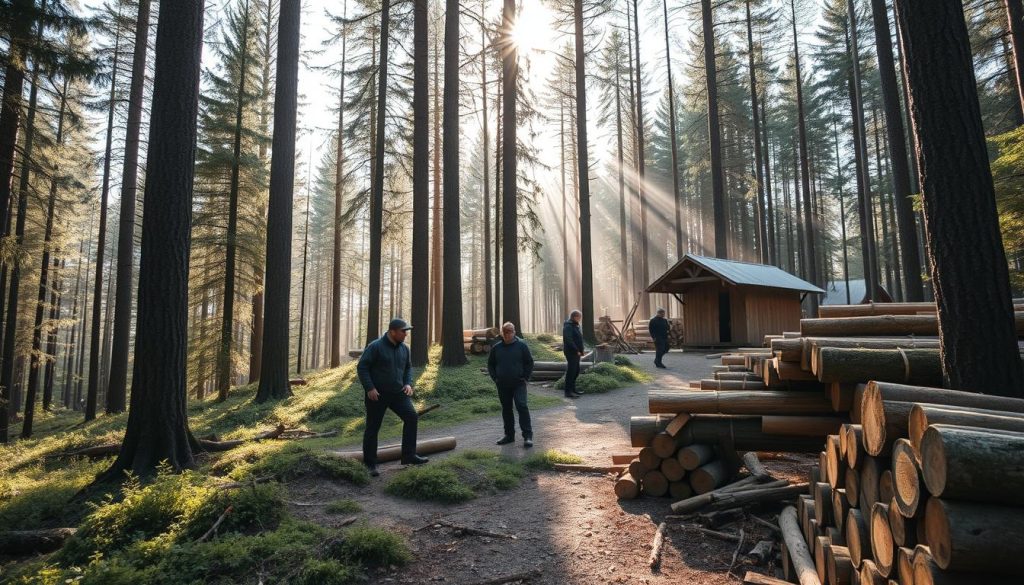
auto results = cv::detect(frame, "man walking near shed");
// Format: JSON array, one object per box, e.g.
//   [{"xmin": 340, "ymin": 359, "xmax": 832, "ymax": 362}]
[
  {"xmin": 357, "ymin": 318, "xmax": 429, "ymax": 476},
  {"xmin": 649, "ymin": 308, "xmax": 670, "ymax": 368},
  {"xmin": 562, "ymin": 310, "xmax": 585, "ymax": 398},
  {"xmin": 487, "ymin": 322, "xmax": 535, "ymax": 448}
]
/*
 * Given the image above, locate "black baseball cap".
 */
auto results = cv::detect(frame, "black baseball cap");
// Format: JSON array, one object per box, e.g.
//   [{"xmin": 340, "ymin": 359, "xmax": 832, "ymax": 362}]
[{"xmin": 388, "ymin": 318, "xmax": 413, "ymax": 331}]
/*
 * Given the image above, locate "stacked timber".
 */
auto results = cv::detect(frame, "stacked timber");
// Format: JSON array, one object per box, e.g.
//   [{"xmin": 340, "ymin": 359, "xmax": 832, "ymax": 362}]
[
  {"xmin": 624, "ymin": 318, "xmax": 685, "ymax": 349},
  {"xmin": 463, "ymin": 327, "xmax": 499, "ymax": 355},
  {"xmin": 526, "ymin": 360, "xmax": 593, "ymax": 383}
]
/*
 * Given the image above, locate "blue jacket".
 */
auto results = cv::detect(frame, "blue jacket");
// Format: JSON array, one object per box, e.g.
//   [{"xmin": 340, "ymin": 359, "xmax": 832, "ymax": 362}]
[
  {"xmin": 648, "ymin": 316, "xmax": 669, "ymax": 340},
  {"xmin": 562, "ymin": 319, "xmax": 584, "ymax": 355},
  {"xmin": 487, "ymin": 337, "xmax": 535, "ymax": 384},
  {"xmin": 357, "ymin": 334, "xmax": 412, "ymax": 395}
]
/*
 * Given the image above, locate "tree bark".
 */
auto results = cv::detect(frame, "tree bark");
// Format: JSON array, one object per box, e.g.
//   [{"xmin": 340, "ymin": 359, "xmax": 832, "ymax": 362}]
[
  {"xmin": 500, "ymin": 0, "xmax": 519, "ymax": 330},
  {"xmin": 924, "ymin": 497, "xmax": 1024, "ymax": 573},
  {"xmin": 573, "ymin": 0, "xmax": 595, "ymax": 344},
  {"xmin": 845, "ymin": 13, "xmax": 878, "ymax": 301},
  {"xmin": 701, "ymin": 0, "xmax": 726, "ymax": 259},
  {"xmin": 893, "ymin": 0, "xmax": 1024, "ymax": 394},
  {"xmin": 1006, "ymin": 0, "xmax": 1024, "ymax": 123},
  {"xmin": 331, "ymin": 5, "xmax": 348, "ymax": 369},
  {"xmin": 920, "ymin": 424, "xmax": 1024, "ymax": 505},
  {"xmin": 791, "ymin": 0, "xmax": 818, "ymax": 314},
  {"xmin": 97, "ymin": 0, "xmax": 206, "ymax": 479},
  {"xmin": 365, "ymin": 0, "xmax": 390, "ymax": 345},
  {"xmin": 255, "ymin": 0, "xmax": 300, "ymax": 402},
  {"xmin": 440, "ymin": 0, "xmax": 466, "ymax": 366},
  {"xmin": 410, "ymin": 0, "xmax": 429, "ymax": 366}
]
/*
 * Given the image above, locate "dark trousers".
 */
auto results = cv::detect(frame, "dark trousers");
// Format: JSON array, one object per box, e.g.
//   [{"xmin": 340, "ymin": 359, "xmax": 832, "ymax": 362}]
[
  {"xmin": 497, "ymin": 381, "xmax": 532, "ymax": 439},
  {"xmin": 564, "ymin": 352, "xmax": 581, "ymax": 395},
  {"xmin": 654, "ymin": 337, "xmax": 669, "ymax": 366},
  {"xmin": 363, "ymin": 392, "xmax": 418, "ymax": 465}
]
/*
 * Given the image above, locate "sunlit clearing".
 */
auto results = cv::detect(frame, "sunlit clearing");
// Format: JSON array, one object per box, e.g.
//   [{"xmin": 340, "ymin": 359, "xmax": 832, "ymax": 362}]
[{"xmin": 511, "ymin": 3, "xmax": 557, "ymax": 54}]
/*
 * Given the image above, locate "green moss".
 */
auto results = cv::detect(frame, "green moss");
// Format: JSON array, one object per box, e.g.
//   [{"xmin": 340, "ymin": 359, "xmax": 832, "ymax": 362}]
[
  {"xmin": 325, "ymin": 498, "xmax": 362, "ymax": 515},
  {"xmin": 330, "ymin": 524, "xmax": 412, "ymax": 567},
  {"xmin": 384, "ymin": 450, "xmax": 526, "ymax": 503},
  {"xmin": 225, "ymin": 444, "xmax": 370, "ymax": 485},
  {"xmin": 524, "ymin": 449, "xmax": 583, "ymax": 470},
  {"xmin": 181, "ymin": 482, "xmax": 286, "ymax": 539},
  {"xmin": 555, "ymin": 360, "xmax": 652, "ymax": 393},
  {"xmin": 297, "ymin": 558, "xmax": 360, "ymax": 585}
]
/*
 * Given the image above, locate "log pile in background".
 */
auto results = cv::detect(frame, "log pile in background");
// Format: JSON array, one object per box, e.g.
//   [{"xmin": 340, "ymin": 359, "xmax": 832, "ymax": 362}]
[
  {"xmin": 625, "ymin": 318, "xmax": 685, "ymax": 349},
  {"xmin": 463, "ymin": 327, "xmax": 499, "ymax": 355}
]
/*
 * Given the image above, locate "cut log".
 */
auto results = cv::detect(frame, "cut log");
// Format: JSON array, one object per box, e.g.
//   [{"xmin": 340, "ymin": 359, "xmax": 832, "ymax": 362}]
[
  {"xmin": 649, "ymin": 521, "xmax": 667, "ymax": 571},
  {"xmin": 858, "ymin": 560, "xmax": 886, "ymax": 585},
  {"xmin": 649, "ymin": 390, "xmax": 834, "ymax": 416},
  {"xmin": 665, "ymin": 412, "xmax": 692, "ymax": 436},
  {"xmin": 878, "ymin": 470, "xmax": 895, "ymax": 511},
  {"xmin": 814, "ymin": 535, "xmax": 830, "ymax": 585},
  {"xmin": 631, "ymin": 415, "xmax": 824, "ymax": 453},
  {"xmin": 896, "ymin": 547, "xmax": 914, "ymax": 585},
  {"xmin": 852, "ymin": 384, "xmax": 867, "ymax": 424},
  {"xmin": 678, "ymin": 444, "xmax": 716, "ymax": 471},
  {"xmin": 762, "ymin": 416, "xmax": 846, "ymax": 438},
  {"xmin": 862, "ymin": 381, "xmax": 1024, "ymax": 455},
  {"xmin": 920, "ymin": 424, "xmax": 1024, "ymax": 505},
  {"xmin": 832, "ymin": 383, "xmax": 857, "ymax": 412},
  {"xmin": 651, "ymin": 431, "xmax": 686, "ymax": 459},
  {"xmin": 741, "ymin": 451, "xmax": 771, "ymax": 481},
  {"xmin": 772, "ymin": 338, "xmax": 805, "ymax": 362},
  {"xmin": 845, "ymin": 425, "xmax": 865, "ymax": 469},
  {"xmin": 723, "ymin": 355, "xmax": 748, "ymax": 366},
  {"xmin": 330, "ymin": 436, "xmax": 456, "ymax": 462},
  {"xmin": 891, "ymin": 439, "xmax": 924, "ymax": 517},
  {"xmin": 818, "ymin": 302, "xmax": 940, "ymax": 318},
  {"xmin": 743, "ymin": 571, "xmax": 792, "ymax": 585},
  {"xmin": 670, "ymin": 477, "xmax": 786, "ymax": 514},
  {"xmin": 911, "ymin": 547, "xmax": 1005, "ymax": 585},
  {"xmin": 611, "ymin": 453, "xmax": 640, "ymax": 465},
  {"xmin": 909, "ymin": 403, "xmax": 1024, "ymax": 449},
  {"xmin": 814, "ymin": 348, "xmax": 942, "ymax": 386},
  {"xmin": 628, "ymin": 458, "xmax": 648, "ymax": 478},
  {"xmin": 845, "ymin": 468, "xmax": 860, "ymax": 508},
  {"xmin": 553, "ymin": 464, "xmax": 626, "ymax": 474},
  {"xmin": 642, "ymin": 470, "xmax": 669, "ymax": 497},
  {"xmin": 699, "ymin": 378, "xmax": 769, "ymax": 390},
  {"xmin": 780, "ymin": 506, "xmax": 823, "ymax": 585},
  {"xmin": 888, "ymin": 495, "xmax": 918, "ymax": 548},
  {"xmin": 690, "ymin": 459, "xmax": 730, "ymax": 494},
  {"xmin": 858, "ymin": 457, "xmax": 888, "ymax": 521},
  {"xmin": 870, "ymin": 502, "xmax": 895, "ymax": 577},
  {"xmin": 827, "ymin": 544, "xmax": 855, "ymax": 585},
  {"xmin": 810, "ymin": 465, "xmax": 822, "ymax": 494},
  {"xmin": 0, "ymin": 528, "xmax": 77, "ymax": 555},
  {"xmin": 832, "ymin": 488, "xmax": 850, "ymax": 534},
  {"xmin": 669, "ymin": 480, "xmax": 693, "ymax": 500},
  {"xmin": 924, "ymin": 498, "xmax": 1024, "ymax": 573},
  {"xmin": 775, "ymin": 358, "xmax": 819, "ymax": 382},
  {"xmin": 826, "ymin": 526, "xmax": 844, "ymax": 546},
  {"xmin": 705, "ymin": 483, "xmax": 807, "ymax": 511},
  {"xmin": 638, "ymin": 447, "xmax": 663, "ymax": 472},
  {"xmin": 630, "ymin": 415, "xmax": 671, "ymax": 447},
  {"xmin": 615, "ymin": 472, "xmax": 640, "ymax": 500},
  {"xmin": 814, "ymin": 482, "xmax": 834, "ymax": 527},
  {"xmin": 826, "ymin": 434, "xmax": 843, "ymax": 488},
  {"xmin": 846, "ymin": 508, "xmax": 871, "ymax": 567},
  {"xmin": 660, "ymin": 456, "xmax": 686, "ymax": 482}
]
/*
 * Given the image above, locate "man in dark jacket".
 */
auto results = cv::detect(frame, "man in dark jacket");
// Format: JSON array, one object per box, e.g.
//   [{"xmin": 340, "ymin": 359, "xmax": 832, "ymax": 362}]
[
  {"xmin": 357, "ymin": 318, "xmax": 429, "ymax": 476},
  {"xmin": 487, "ymin": 322, "xmax": 535, "ymax": 448},
  {"xmin": 562, "ymin": 310, "xmax": 584, "ymax": 398},
  {"xmin": 649, "ymin": 308, "xmax": 670, "ymax": 368}
]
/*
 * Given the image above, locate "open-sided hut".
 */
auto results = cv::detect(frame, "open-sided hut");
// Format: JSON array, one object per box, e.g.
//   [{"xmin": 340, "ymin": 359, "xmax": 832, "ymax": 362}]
[{"xmin": 646, "ymin": 254, "xmax": 824, "ymax": 347}]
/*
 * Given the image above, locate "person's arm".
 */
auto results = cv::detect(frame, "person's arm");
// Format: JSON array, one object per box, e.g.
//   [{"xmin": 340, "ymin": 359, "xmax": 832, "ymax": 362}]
[
  {"xmin": 357, "ymin": 343, "xmax": 376, "ymax": 393},
  {"xmin": 487, "ymin": 346, "xmax": 497, "ymax": 380},
  {"xmin": 522, "ymin": 343, "xmax": 534, "ymax": 381},
  {"xmin": 403, "ymin": 347, "xmax": 413, "ymax": 387},
  {"xmin": 563, "ymin": 322, "xmax": 578, "ymax": 353}
]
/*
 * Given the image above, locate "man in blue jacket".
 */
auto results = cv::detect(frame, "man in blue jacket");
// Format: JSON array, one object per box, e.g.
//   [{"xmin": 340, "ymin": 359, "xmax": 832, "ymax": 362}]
[
  {"xmin": 562, "ymin": 310, "xmax": 584, "ymax": 398},
  {"xmin": 487, "ymin": 322, "xmax": 535, "ymax": 448},
  {"xmin": 357, "ymin": 318, "xmax": 428, "ymax": 476},
  {"xmin": 649, "ymin": 308, "xmax": 670, "ymax": 368}
]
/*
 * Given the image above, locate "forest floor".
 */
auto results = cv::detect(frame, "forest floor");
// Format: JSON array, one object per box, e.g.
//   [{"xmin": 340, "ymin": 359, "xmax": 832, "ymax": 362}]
[{"xmin": 285, "ymin": 350, "xmax": 811, "ymax": 585}]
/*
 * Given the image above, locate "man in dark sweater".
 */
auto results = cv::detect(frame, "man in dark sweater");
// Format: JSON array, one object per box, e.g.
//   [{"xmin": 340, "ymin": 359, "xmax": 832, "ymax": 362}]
[
  {"xmin": 487, "ymin": 322, "xmax": 535, "ymax": 448},
  {"xmin": 562, "ymin": 310, "xmax": 584, "ymax": 398},
  {"xmin": 357, "ymin": 318, "xmax": 429, "ymax": 476},
  {"xmin": 649, "ymin": 308, "xmax": 670, "ymax": 368}
]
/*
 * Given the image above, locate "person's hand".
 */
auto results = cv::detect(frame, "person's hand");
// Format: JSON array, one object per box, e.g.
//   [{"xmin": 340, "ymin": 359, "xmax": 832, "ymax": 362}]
[
  {"xmin": 578, "ymin": 351, "xmax": 584, "ymax": 357},
  {"xmin": 403, "ymin": 385, "xmax": 414, "ymax": 396},
  {"xmin": 367, "ymin": 389, "xmax": 380, "ymax": 401}
]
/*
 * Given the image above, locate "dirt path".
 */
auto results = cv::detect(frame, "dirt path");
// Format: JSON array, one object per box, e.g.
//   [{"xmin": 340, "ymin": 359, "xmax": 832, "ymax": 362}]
[{"xmin": 287, "ymin": 350, "xmax": 805, "ymax": 584}]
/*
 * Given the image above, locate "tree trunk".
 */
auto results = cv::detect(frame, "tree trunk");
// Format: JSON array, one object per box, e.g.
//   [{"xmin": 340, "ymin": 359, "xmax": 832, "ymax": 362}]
[
  {"xmin": 1006, "ymin": 0, "xmax": 1024, "ymax": 124},
  {"xmin": 500, "ymin": 0, "xmax": 520, "ymax": 330},
  {"xmin": 869, "ymin": 0, "xmax": 922, "ymax": 301},
  {"xmin": 296, "ymin": 175, "xmax": 310, "ymax": 374},
  {"xmin": 107, "ymin": 0, "xmax": 151, "ymax": 413},
  {"xmin": 43, "ymin": 256, "xmax": 62, "ymax": 410},
  {"xmin": 847, "ymin": 3, "xmax": 879, "ymax": 301},
  {"xmin": 920, "ymin": 424, "xmax": 1024, "ymax": 505},
  {"xmin": 96, "ymin": 0, "xmax": 206, "ymax": 479},
  {"xmin": 480, "ymin": 0, "xmax": 492, "ymax": 330},
  {"xmin": 791, "ymin": 0, "xmax": 818, "ymax": 314},
  {"xmin": 648, "ymin": 390, "xmax": 833, "ymax": 416},
  {"xmin": 893, "ymin": 0, "xmax": 1024, "ymax": 393},
  {"xmin": 24, "ymin": 78, "xmax": 68, "ymax": 437},
  {"xmin": 633, "ymin": 0, "xmax": 650, "ymax": 316},
  {"xmin": 410, "ymin": 0, "xmax": 429, "ymax": 366},
  {"xmin": 746, "ymin": 1, "xmax": 769, "ymax": 265},
  {"xmin": 0, "ymin": 0, "xmax": 33, "ymax": 255},
  {"xmin": 924, "ymin": 498, "xmax": 1024, "ymax": 573},
  {"xmin": 702, "ymin": 0, "xmax": 727, "ymax": 259},
  {"xmin": 663, "ymin": 0, "xmax": 683, "ymax": 261},
  {"xmin": 431, "ymin": 28, "xmax": 443, "ymax": 343},
  {"xmin": 365, "ymin": 0, "xmax": 390, "ymax": 345},
  {"xmin": 255, "ymin": 0, "xmax": 300, "ymax": 402},
  {"xmin": 615, "ymin": 47, "xmax": 629, "ymax": 316},
  {"xmin": 573, "ymin": 0, "xmax": 595, "ymax": 344},
  {"xmin": 331, "ymin": 5, "xmax": 348, "ymax": 369}
]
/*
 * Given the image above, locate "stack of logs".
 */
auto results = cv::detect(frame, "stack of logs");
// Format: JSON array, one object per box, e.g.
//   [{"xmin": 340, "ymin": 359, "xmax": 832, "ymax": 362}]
[
  {"xmin": 528, "ymin": 360, "xmax": 593, "ymax": 383},
  {"xmin": 626, "ymin": 318, "xmax": 685, "ymax": 349},
  {"xmin": 463, "ymin": 327, "xmax": 500, "ymax": 355}
]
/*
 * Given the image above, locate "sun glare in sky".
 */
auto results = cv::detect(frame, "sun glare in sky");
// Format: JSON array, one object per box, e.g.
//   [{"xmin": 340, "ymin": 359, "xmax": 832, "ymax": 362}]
[{"xmin": 511, "ymin": 3, "xmax": 558, "ymax": 54}]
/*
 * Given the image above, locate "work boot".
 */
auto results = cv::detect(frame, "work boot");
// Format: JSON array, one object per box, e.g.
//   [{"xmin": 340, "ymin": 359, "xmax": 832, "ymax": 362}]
[
  {"xmin": 401, "ymin": 455, "xmax": 430, "ymax": 465},
  {"xmin": 366, "ymin": 463, "xmax": 380, "ymax": 477},
  {"xmin": 523, "ymin": 438, "xmax": 534, "ymax": 449},
  {"xmin": 496, "ymin": 436, "xmax": 515, "ymax": 445}
]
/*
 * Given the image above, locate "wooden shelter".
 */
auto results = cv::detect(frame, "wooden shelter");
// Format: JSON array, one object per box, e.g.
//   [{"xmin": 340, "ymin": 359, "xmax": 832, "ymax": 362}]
[{"xmin": 647, "ymin": 254, "xmax": 824, "ymax": 347}]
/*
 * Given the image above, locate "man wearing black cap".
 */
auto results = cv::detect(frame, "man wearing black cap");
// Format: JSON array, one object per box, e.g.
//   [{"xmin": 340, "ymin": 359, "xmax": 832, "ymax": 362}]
[{"xmin": 357, "ymin": 318, "xmax": 429, "ymax": 476}]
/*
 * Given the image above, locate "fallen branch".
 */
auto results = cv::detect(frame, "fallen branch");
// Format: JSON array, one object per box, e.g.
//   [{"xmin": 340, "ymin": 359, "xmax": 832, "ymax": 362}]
[
  {"xmin": 0, "ymin": 528, "xmax": 77, "ymax": 556},
  {"xmin": 742, "ymin": 452, "xmax": 772, "ymax": 481},
  {"xmin": 649, "ymin": 522, "xmax": 668, "ymax": 572},
  {"xmin": 670, "ymin": 477, "xmax": 787, "ymax": 514},
  {"xmin": 743, "ymin": 571, "xmax": 794, "ymax": 585},
  {"xmin": 681, "ymin": 524, "xmax": 743, "ymax": 543},
  {"xmin": 52, "ymin": 443, "xmax": 120, "ymax": 459},
  {"xmin": 197, "ymin": 506, "xmax": 233, "ymax": 542},
  {"xmin": 748, "ymin": 515, "xmax": 781, "ymax": 533},
  {"xmin": 706, "ymin": 483, "xmax": 808, "ymax": 511},
  {"xmin": 278, "ymin": 429, "xmax": 339, "ymax": 440},
  {"xmin": 416, "ymin": 403, "xmax": 441, "ymax": 417},
  {"xmin": 417, "ymin": 520, "xmax": 516, "ymax": 540},
  {"xmin": 198, "ymin": 424, "xmax": 286, "ymax": 452},
  {"xmin": 464, "ymin": 568, "xmax": 542, "ymax": 585},
  {"xmin": 552, "ymin": 463, "xmax": 626, "ymax": 474},
  {"xmin": 727, "ymin": 528, "xmax": 746, "ymax": 577}
]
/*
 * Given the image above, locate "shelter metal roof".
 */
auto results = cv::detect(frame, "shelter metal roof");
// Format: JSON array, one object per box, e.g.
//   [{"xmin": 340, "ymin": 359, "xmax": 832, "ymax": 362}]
[{"xmin": 646, "ymin": 254, "xmax": 826, "ymax": 295}]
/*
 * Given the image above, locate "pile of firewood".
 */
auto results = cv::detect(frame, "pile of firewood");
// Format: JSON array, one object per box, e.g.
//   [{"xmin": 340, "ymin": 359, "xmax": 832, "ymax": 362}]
[
  {"xmin": 625, "ymin": 318, "xmax": 685, "ymax": 349},
  {"xmin": 463, "ymin": 327, "xmax": 499, "ymax": 355}
]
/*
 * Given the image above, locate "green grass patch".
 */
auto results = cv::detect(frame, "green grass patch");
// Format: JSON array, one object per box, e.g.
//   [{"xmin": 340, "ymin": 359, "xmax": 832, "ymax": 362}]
[
  {"xmin": 218, "ymin": 443, "xmax": 371, "ymax": 485},
  {"xmin": 523, "ymin": 449, "xmax": 583, "ymax": 470},
  {"xmin": 522, "ymin": 335, "xmax": 563, "ymax": 361},
  {"xmin": 329, "ymin": 524, "xmax": 412, "ymax": 567},
  {"xmin": 384, "ymin": 450, "xmax": 526, "ymax": 504},
  {"xmin": 554, "ymin": 358, "xmax": 651, "ymax": 394},
  {"xmin": 325, "ymin": 498, "xmax": 362, "ymax": 515}
]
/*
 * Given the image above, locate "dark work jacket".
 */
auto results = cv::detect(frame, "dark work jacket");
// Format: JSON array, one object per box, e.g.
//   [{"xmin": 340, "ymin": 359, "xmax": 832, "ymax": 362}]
[
  {"xmin": 487, "ymin": 337, "xmax": 535, "ymax": 385},
  {"xmin": 648, "ymin": 316, "xmax": 669, "ymax": 340},
  {"xmin": 562, "ymin": 319, "xmax": 584, "ymax": 354},
  {"xmin": 357, "ymin": 334, "xmax": 413, "ymax": 395}
]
